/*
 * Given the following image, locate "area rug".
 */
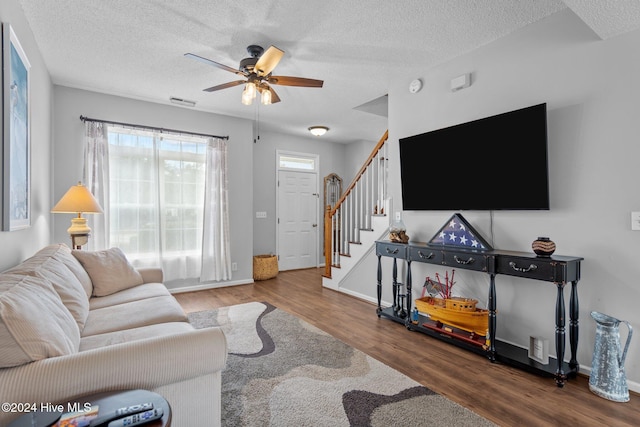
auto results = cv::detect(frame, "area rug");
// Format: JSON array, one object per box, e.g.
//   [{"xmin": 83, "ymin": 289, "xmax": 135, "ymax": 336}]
[{"xmin": 188, "ymin": 302, "xmax": 495, "ymax": 427}]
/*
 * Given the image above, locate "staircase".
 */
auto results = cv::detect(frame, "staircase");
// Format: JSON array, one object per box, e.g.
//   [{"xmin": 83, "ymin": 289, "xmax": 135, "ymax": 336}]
[{"xmin": 322, "ymin": 130, "xmax": 390, "ymax": 291}]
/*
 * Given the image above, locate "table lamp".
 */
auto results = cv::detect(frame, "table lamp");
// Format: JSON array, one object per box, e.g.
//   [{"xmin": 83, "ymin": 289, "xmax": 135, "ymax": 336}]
[{"xmin": 51, "ymin": 182, "xmax": 103, "ymax": 249}]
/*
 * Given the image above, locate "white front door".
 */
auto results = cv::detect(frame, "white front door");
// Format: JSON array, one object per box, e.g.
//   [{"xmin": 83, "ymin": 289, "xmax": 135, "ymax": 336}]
[{"xmin": 277, "ymin": 170, "xmax": 318, "ymax": 270}]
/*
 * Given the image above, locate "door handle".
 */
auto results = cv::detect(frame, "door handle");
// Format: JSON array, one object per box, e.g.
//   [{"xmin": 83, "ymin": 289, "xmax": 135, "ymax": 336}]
[{"xmin": 312, "ymin": 224, "xmax": 318, "ymax": 227}]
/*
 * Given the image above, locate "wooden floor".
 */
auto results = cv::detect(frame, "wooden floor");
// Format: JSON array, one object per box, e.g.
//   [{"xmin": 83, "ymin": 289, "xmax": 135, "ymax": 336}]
[{"xmin": 174, "ymin": 268, "xmax": 639, "ymax": 427}]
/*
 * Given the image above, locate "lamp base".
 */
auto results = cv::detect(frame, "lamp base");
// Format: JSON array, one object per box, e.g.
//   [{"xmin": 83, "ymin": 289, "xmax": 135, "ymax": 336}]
[
  {"xmin": 67, "ymin": 216, "xmax": 91, "ymax": 235},
  {"xmin": 70, "ymin": 233, "xmax": 89, "ymax": 250},
  {"xmin": 67, "ymin": 216, "xmax": 91, "ymax": 249}
]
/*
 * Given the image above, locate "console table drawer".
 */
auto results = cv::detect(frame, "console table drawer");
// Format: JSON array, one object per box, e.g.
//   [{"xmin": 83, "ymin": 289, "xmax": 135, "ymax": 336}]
[
  {"xmin": 496, "ymin": 256, "xmax": 556, "ymax": 281},
  {"xmin": 376, "ymin": 242, "xmax": 407, "ymax": 259},
  {"xmin": 408, "ymin": 246, "xmax": 442, "ymax": 264},
  {"xmin": 442, "ymin": 251, "xmax": 489, "ymax": 272}
]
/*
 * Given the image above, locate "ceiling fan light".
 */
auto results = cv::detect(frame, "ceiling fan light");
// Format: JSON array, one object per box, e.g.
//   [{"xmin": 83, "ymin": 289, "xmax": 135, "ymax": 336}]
[
  {"xmin": 241, "ymin": 86, "xmax": 254, "ymax": 105},
  {"xmin": 246, "ymin": 82, "xmax": 257, "ymax": 99},
  {"xmin": 308, "ymin": 126, "xmax": 329, "ymax": 136},
  {"xmin": 261, "ymin": 89, "xmax": 272, "ymax": 105}
]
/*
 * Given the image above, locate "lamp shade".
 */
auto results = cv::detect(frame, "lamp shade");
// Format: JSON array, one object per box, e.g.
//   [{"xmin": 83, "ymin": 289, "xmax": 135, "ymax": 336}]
[{"xmin": 51, "ymin": 182, "xmax": 103, "ymax": 214}]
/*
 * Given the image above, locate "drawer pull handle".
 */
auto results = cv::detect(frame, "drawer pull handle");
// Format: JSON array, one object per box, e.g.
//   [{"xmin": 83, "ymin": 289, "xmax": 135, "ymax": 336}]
[
  {"xmin": 509, "ymin": 261, "xmax": 538, "ymax": 273},
  {"xmin": 454, "ymin": 255, "xmax": 475, "ymax": 265},
  {"xmin": 418, "ymin": 251, "xmax": 434, "ymax": 259},
  {"xmin": 385, "ymin": 247, "xmax": 399, "ymax": 255}
]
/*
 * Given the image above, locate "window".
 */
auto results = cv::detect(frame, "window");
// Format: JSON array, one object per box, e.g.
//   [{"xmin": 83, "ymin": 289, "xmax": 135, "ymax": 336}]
[
  {"xmin": 108, "ymin": 127, "xmax": 207, "ymax": 272},
  {"xmin": 278, "ymin": 153, "xmax": 317, "ymax": 171}
]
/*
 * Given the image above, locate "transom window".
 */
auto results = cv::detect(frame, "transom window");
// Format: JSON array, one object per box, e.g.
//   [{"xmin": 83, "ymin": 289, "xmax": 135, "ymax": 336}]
[{"xmin": 278, "ymin": 153, "xmax": 317, "ymax": 171}]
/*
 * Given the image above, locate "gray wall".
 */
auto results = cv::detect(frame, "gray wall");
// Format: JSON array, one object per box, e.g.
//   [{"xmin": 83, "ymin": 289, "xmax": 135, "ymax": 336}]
[
  {"xmin": 252, "ymin": 130, "xmax": 348, "ymax": 258},
  {"xmin": 343, "ymin": 139, "xmax": 377, "ymax": 184},
  {"xmin": 52, "ymin": 86, "xmax": 255, "ymax": 287},
  {"xmin": 0, "ymin": 0, "xmax": 53, "ymax": 271},
  {"xmin": 52, "ymin": 87, "xmax": 356, "ymax": 283},
  {"xmin": 343, "ymin": 10, "xmax": 640, "ymax": 388}
]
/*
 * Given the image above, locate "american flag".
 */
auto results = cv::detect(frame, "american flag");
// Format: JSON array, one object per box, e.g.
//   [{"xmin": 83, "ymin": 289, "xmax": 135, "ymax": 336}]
[{"xmin": 428, "ymin": 213, "xmax": 492, "ymax": 250}]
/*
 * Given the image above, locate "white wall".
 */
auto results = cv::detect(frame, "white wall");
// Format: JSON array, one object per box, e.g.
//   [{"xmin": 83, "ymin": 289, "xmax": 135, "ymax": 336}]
[
  {"xmin": 252, "ymin": 130, "xmax": 348, "ymax": 258},
  {"xmin": 52, "ymin": 86, "xmax": 255, "ymax": 288},
  {"xmin": 344, "ymin": 10, "xmax": 640, "ymax": 388},
  {"xmin": 0, "ymin": 0, "xmax": 52, "ymax": 271}
]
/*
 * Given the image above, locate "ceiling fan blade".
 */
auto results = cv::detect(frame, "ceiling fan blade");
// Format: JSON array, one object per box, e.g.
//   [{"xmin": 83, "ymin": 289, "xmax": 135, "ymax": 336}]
[
  {"xmin": 254, "ymin": 45, "xmax": 284, "ymax": 77},
  {"xmin": 256, "ymin": 85, "xmax": 281, "ymax": 104},
  {"xmin": 185, "ymin": 53, "xmax": 247, "ymax": 77},
  {"xmin": 268, "ymin": 86, "xmax": 281, "ymax": 103},
  {"xmin": 203, "ymin": 80, "xmax": 246, "ymax": 92},
  {"xmin": 267, "ymin": 76, "xmax": 324, "ymax": 88}
]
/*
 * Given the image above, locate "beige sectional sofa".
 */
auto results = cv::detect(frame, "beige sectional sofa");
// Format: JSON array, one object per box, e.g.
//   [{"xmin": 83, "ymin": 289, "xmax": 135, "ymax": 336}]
[{"xmin": 0, "ymin": 244, "xmax": 227, "ymax": 426}]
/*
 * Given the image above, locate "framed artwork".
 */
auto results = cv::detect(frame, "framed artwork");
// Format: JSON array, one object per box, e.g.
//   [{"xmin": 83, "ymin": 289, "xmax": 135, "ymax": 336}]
[{"xmin": 1, "ymin": 23, "xmax": 31, "ymax": 231}]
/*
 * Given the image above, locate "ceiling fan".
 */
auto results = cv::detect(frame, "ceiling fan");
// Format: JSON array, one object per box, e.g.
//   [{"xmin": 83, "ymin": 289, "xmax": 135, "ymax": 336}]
[{"xmin": 185, "ymin": 45, "xmax": 323, "ymax": 105}]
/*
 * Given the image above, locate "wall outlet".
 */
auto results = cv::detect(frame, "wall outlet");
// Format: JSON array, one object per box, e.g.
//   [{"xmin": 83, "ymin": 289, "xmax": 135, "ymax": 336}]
[{"xmin": 231, "ymin": 262, "xmax": 238, "ymax": 271}]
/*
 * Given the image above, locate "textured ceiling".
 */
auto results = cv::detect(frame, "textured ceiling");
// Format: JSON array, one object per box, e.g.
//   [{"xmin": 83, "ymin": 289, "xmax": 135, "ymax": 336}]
[{"xmin": 17, "ymin": 0, "xmax": 640, "ymax": 143}]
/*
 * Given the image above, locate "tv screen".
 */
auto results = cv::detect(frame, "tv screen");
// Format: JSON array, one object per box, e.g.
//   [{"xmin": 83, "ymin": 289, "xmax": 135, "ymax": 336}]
[{"xmin": 399, "ymin": 103, "xmax": 549, "ymax": 211}]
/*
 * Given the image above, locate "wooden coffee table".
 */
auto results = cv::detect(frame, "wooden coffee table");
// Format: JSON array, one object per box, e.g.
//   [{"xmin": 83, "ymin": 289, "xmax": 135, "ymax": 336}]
[{"xmin": 8, "ymin": 389, "xmax": 171, "ymax": 427}]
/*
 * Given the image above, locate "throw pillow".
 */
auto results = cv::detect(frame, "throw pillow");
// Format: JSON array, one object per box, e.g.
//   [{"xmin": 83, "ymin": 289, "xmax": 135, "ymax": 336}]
[
  {"xmin": 0, "ymin": 274, "xmax": 80, "ymax": 368},
  {"xmin": 72, "ymin": 248, "xmax": 144, "ymax": 297}
]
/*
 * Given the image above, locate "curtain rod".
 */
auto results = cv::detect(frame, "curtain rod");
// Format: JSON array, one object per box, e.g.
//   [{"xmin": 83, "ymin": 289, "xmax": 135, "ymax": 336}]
[{"xmin": 79, "ymin": 115, "xmax": 229, "ymax": 140}]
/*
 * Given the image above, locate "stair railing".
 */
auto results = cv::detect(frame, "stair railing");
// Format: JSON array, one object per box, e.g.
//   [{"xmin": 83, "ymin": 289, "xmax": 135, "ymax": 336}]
[{"xmin": 324, "ymin": 130, "xmax": 389, "ymax": 278}]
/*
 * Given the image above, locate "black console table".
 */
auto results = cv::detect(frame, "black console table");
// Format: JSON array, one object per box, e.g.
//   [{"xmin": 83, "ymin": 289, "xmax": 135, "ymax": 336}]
[{"xmin": 375, "ymin": 240, "xmax": 583, "ymax": 387}]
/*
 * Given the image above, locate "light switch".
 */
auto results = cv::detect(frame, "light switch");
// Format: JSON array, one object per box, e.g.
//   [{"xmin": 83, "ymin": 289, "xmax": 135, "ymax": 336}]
[
  {"xmin": 632, "ymin": 212, "xmax": 640, "ymax": 230},
  {"xmin": 256, "ymin": 211, "xmax": 267, "ymax": 219}
]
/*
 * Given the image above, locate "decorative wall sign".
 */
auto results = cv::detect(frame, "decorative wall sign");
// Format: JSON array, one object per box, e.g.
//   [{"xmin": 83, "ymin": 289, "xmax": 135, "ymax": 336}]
[
  {"xmin": 428, "ymin": 213, "xmax": 492, "ymax": 251},
  {"xmin": 2, "ymin": 23, "xmax": 31, "ymax": 231}
]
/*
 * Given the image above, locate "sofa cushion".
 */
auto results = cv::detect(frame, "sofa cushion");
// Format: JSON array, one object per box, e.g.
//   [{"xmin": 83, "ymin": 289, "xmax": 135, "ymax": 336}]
[
  {"xmin": 51, "ymin": 245, "xmax": 94, "ymax": 297},
  {"xmin": 4, "ymin": 246, "xmax": 90, "ymax": 330},
  {"xmin": 0, "ymin": 274, "xmax": 80, "ymax": 368},
  {"xmin": 79, "ymin": 322, "xmax": 194, "ymax": 351},
  {"xmin": 72, "ymin": 248, "xmax": 144, "ymax": 297},
  {"xmin": 4, "ymin": 244, "xmax": 94, "ymax": 297},
  {"xmin": 89, "ymin": 282, "xmax": 171, "ymax": 310},
  {"xmin": 81, "ymin": 296, "xmax": 189, "ymax": 337}
]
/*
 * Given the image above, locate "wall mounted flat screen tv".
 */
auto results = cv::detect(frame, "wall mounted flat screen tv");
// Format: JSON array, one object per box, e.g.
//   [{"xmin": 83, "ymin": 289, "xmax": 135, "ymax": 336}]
[{"xmin": 399, "ymin": 103, "xmax": 549, "ymax": 211}]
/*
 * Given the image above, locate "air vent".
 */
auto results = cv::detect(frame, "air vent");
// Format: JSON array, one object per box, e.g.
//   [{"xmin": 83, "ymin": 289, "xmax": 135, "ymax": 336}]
[{"xmin": 170, "ymin": 97, "xmax": 196, "ymax": 107}]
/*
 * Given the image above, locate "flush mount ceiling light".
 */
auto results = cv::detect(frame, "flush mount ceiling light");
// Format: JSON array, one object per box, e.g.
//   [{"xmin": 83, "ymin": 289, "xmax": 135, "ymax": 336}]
[{"xmin": 308, "ymin": 126, "xmax": 329, "ymax": 136}]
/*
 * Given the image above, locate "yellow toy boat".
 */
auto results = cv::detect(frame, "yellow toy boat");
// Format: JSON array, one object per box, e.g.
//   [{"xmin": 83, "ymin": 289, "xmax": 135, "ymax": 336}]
[{"xmin": 415, "ymin": 296, "xmax": 489, "ymax": 336}]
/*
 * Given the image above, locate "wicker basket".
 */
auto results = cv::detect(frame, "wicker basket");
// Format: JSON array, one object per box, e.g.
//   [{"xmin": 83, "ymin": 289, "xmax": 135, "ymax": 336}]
[{"xmin": 253, "ymin": 254, "xmax": 278, "ymax": 281}]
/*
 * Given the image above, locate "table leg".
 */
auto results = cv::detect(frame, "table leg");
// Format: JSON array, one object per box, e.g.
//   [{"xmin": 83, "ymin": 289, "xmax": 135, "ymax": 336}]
[
  {"xmin": 488, "ymin": 273, "xmax": 497, "ymax": 361},
  {"xmin": 406, "ymin": 260, "xmax": 412, "ymax": 320},
  {"xmin": 376, "ymin": 255, "xmax": 382, "ymax": 315},
  {"xmin": 555, "ymin": 282, "xmax": 567, "ymax": 387},
  {"xmin": 569, "ymin": 280, "xmax": 579, "ymax": 373},
  {"xmin": 392, "ymin": 258, "xmax": 398, "ymax": 312}
]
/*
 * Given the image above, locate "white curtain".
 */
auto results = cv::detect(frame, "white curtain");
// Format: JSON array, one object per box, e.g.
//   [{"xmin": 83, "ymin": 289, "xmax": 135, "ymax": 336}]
[
  {"xmin": 201, "ymin": 137, "xmax": 232, "ymax": 282},
  {"xmin": 82, "ymin": 123, "xmax": 230, "ymax": 284},
  {"xmin": 107, "ymin": 128, "xmax": 207, "ymax": 283},
  {"xmin": 82, "ymin": 121, "xmax": 109, "ymax": 250}
]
